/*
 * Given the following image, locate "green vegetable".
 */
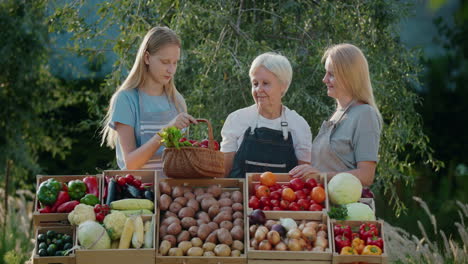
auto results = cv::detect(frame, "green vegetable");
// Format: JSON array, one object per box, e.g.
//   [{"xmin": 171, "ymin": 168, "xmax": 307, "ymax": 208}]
[
  {"xmin": 77, "ymin": 220, "xmax": 111, "ymax": 249},
  {"xmin": 37, "ymin": 179, "xmax": 61, "ymax": 205},
  {"xmin": 328, "ymin": 205, "xmax": 348, "ymax": 220},
  {"xmin": 62, "ymin": 234, "xmax": 72, "ymax": 244},
  {"xmin": 80, "ymin": 194, "xmax": 100, "ymax": 206},
  {"xmin": 38, "ymin": 242, "xmax": 47, "ymax": 250},
  {"xmin": 46, "ymin": 230, "xmax": 56, "ymax": 239},
  {"xmin": 158, "ymin": 126, "xmax": 185, "ymax": 149},
  {"xmin": 345, "ymin": 202, "xmax": 375, "ymax": 221},
  {"xmin": 47, "ymin": 244, "xmax": 57, "ymax": 256},
  {"xmin": 37, "ymin": 234, "xmax": 46, "ymax": 243},
  {"xmin": 68, "ymin": 180, "xmax": 87, "ymax": 200},
  {"xmin": 328, "ymin": 172, "xmax": 362, "ymax": 205},
  {"xmin": 37, "ymin": 249, "xmax": 47, "ymax": 257}
]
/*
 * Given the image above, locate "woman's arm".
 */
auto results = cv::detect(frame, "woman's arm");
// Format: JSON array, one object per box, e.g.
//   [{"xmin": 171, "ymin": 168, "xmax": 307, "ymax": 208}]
[{"xmin": 223, "ymin": 152, "xmax": 236, "ymax": 178}]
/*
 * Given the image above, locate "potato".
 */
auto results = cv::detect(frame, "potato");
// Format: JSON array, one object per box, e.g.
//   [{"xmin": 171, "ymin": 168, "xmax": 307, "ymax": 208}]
[
  {"xmin": 219, "ymin": 221, "xmax": 233, "ymax": 231},
  {"xmin": 203, "ymin": 242, "xmax": 216, "ymax": 252},
  {"xmin": 188, "ymin": 226, "xmax": 199, "ymax": 237},
  {"xmin": 231, "ymin": 240, "xmax": 244, "ymax": 252},
  {"xmin": 177, "ymin": 230, "xmax": 190, "ymax": 243},
  {"xmin": 231, "ymin": 191, "xmax": 243, "ymax": 203},
  {"xmin": 207, "ymin": 222, "xmax": 219, "ymax": 230},
  {"xmin": 197, "ymin": 219, "xmax": 208, "ymax": 226},
  {"xmin": 187, "ymin": 199, "xmax": 199, "ymax": 212},
  {"xmin": 197, "ymin": 224, "xmax": 212, "ymax": 241},
  {"xmin": 214, "ymin": 244, "xmax": 231, "ymax": 256},
  {"xmin": 172, "ymin": 186, "xmax": 185, "ymax": 198},
  {"xmin": 184, "ymin": 191, "xmax": 196, "ymax": 200},
  {"xmin": 194, "ymin": 187, "xmax": 205, "ymax": 196},
  {"xmin": 208, "ymin": 205, "xmax": 220, "ymax": 219},
  {"xmin": 168, "ymin": 247, "xmax": 183, "ymax": 256},
  {"xmin": 164, "ymin": 211, "xmax": 177, "ymax": 219},
  {"xmin": 159, "ymin": 240, "xmax": 171, "ymax": 256},
  {"xmin": 219, "ymin": 206, "xmax": 233, "ymax": 215},
  {"xmin": 203, "ymin": 251, "xmax": 215, "ymax": 256},
  {"xmin": 213, "ymin": 211, "xmax": 233, "ymax": 224},
  {"xmin": 217, "ymin": 228, "xmax": 233, "ymax": 246},
  {"xmin": 233, "ymin": 211, "xmax": 243, "ymax": 220},
  {"xmin": 195, "ymin": 211, "xmax": 211, "ymax": 222},
  {"xmin": 207, "ymin": 185, "xmax": 222, "ymax": 198},
  {"xmin": 159, "ymin": 181, "xmax": 172, "ymax": 195},
  {"xmin": 187, "ymin": 247, "xmax": 204, "ymax": 256},
  {"xmin": 167, "ymin": 222, "xmax": 182, "ymax": 236},
  {"xmin": 220, "ymin": 191, "xmax": 231, "ymax": 199},
  {"xmin": 163, "ymin": 235, "xmax": 177, "ymax": 247},
  {"xmin": 159, "ymin": 224, "xmax": 168, "ymax": 239},
  {"xmin": 178, "ymin": 241, "xmax": 192, "ymax": 254},
  {"xmin": 178, "ymin": 207, "xmax": 196, "ymax": 218},
  {"xmin": 196, "ymin": 193, "xmax": 213, "ymax": 203},
  {"xmin": 233, "ymin": 218, "xmax": 244, "ymax": 227},
  {"xmin": 181, "ymin": 217, "xmax": 197, "ymax": 229},
  {"xmin": 205, "ymin": 230, "xmax": 218, "ymax": 244},
  {"xmin": 218, "ymin": 198, "xmax": 233, "ymax": 207},
  {"xmin": 231, "ymin": 250, "xmax": 241, "ymax": 257},
  {"xmin": 159, "ymin": 194, "xmax": 172, "ymax": 211},
  {"xmin": 169, "ymin": 202, "xmax": 183, "ymax": 214},
  {"xmin": 191, "ymin": 237, "xmax": 203, "ymax": 247},
  {"xmin": 230, "ymin": 225, "xmax": 244, "ymax": 241},
  {"xmin": 162, "ymin": 216, "xmax": 180, "ymax": 226},
  {"xmin": 174, "ymin": 197, "xmax": 188, "ymax": 206},
  {"xmin": 232, "ymin": 202, "xmax": 243, "ymax": 212},
  {"xmin": 201, "ymin": 197, "xmax": 218, "ymax": 211},
  {"xmin": 183, "ymin": 186, "xmax": 192, "ymax": 193}
]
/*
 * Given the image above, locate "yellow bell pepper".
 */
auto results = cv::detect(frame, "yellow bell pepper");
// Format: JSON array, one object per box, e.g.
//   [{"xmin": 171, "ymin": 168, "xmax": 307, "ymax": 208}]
[
  {"xmin": 340, "ymin": 246, "xmax": 358, "ymax": 255},
  {"xmin": 351, "ymin": 237, "xmax": 365, "ymax": 254},
  {"xmin": 362, "ymin": 245, "xmax": 382, "ymax": 255}
]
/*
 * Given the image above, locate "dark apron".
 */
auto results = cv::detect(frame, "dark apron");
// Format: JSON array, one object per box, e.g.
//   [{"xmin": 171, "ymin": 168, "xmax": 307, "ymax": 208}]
[{"xmin": 229, "ymin": 107, "xmax": 298, "ymax": 178}]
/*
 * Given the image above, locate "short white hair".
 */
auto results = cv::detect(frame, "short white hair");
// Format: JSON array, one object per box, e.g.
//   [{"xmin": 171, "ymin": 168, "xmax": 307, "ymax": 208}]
[{"xmin": 249, "ymin": 52, "xmax": 293, "ymax": 95}]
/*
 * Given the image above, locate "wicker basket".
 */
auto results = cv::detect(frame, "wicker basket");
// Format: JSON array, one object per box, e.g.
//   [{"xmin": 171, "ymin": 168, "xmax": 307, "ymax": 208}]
[{"xmin": 162, "ymin": 119, "xmax": 224, "ymax": 178}]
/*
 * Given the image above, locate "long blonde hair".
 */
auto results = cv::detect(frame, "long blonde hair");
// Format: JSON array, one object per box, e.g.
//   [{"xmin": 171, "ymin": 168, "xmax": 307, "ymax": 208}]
[
  {"xmin": 101, "ymin": 26, "xmax": 186, "ymax": 148},
  {"xmin": 322, "ymin": 43, "xmax": 381, "ymax": 122}
]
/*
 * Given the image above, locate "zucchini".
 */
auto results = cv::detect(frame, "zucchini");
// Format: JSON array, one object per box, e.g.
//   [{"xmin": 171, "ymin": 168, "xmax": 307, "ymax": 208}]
[
  {"xmin": 110, "ymin": 199, "xmax": 154, "ymax": 211},
  {"xmin": 106, "ymin": 178, "xmax": 117, "ymax": 206}
]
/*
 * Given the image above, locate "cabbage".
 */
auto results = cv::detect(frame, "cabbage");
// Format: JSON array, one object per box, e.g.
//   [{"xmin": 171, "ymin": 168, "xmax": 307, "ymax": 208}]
[
  {"xmin": 78, "ymin": 220, "xmax": 111, "ymax": 249},
  {"xmin": 345, "ymin": 202, "xmax": 375, "ymax": 221},
  {"xmin": 328, "ymin": 173, "xmax": 362, "ymax": 205}
]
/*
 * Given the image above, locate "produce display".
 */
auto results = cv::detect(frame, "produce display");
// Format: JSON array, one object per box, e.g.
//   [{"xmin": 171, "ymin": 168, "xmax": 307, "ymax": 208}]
[
  {"xmin": 248, "ymin": 209, "xmax": 329, "ymax": 252},
  {"xmin": 158, "ymin": 126, "xmax": 220, "ymax": 150},
  {"xmin": 248, "ymin": 172, "xmax": 326, "ymax": 211},
  {"xmin": 333, "ymin": 222, "xmax": 384, "ymax": 256},
  {"xmin": 36, "ymin": 176, "xmax": 100, "ymax": 214},
  {"xmin": 157, "ymin": 182, "xmax": 245, "ymax": 257},
  {"xmin": 35, "ymin": 230, "xmax": 73, "ymax": 257}
]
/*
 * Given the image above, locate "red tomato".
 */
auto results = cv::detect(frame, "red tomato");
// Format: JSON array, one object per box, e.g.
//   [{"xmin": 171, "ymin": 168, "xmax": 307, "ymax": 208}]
[
  {"xmin": 117, "ymin": 177, "xmax": 127, "ymax": 187},
  {"xmin": 260, "ymin": 196, "xmax": 271, "ymax": 208},
  {"xmin": 295, "ymin": 190, "xmax": 307, "ymax": 200},
  {"xmin": 256, "ymin": 185, "xmax": 270, "ymax": 198},
  {"xmin": 305, "ymin": 178, "xmax": 318, "ymax": 189},
  {"xmin": 289, "ymin": 202, "xmax": 300, "ymax": 211},
  {"xmin": 96, "ymin": 212, "xmax": 105, "ymax": 222},
  {"xmin": 260, "ymin": 171, "xmax": 277, "ymax": 187},
  {"xmin": 303, "ymin": 188, "xmax": 311, "ymax": 196},
  {"xmin": 297, "ymin": 199, "xmax": 310, "ymax": 210},
  {"xmin": 309, "ymin": 203, "xmax": 323, "ymax": 211},
  {"xmin": 270, "ymin": 199, "xmax": 280, "ymax": 208},
  {"xmin": 270, "ymin": 191, "xmax": 281, "ymax": 200},
  {"xmin": 263, "ymin": 206, "xmax": 271, "ymax": 211},
  {"xmin": 289, "ymin": 178, "xmax": 305, "ymax": 191},
  {"xmin": 282, "ymin": 188, "xmax": 296, "ymax": 202},
  {"xmin": 273, "ymin": 206, "xmax": 282, "ymax": 211},
  {"xmin": 317, "ymin": 183, "xmax": 324, "ymax": 189},
  {"xmin": 311, "ymin": 186, "xmax": 326, "ymax": 203},
  {"xmin": 249, "ymin": 196, "xmax": 260, "ymax": 209},
  {"xmin": 254, "ymin": 183, "xmax": 262, "ymax": 191},
  {"xmin": 94, "ymin": 204, "xmax": 102, "ymax": 213},
  {"xmin": 280, "ymin": 199, "xmax": 290, "ymax": 210},
  {"xmin": 125, "ymin": 174, "xmax": 135, "ymax": 184},
  {"xmin": 132, "ymin": 179, "xmax": 142, "ymax": 188},
  {"xmin": 270, "ymin": 183, "xmax": 281, "ymax": 192}
]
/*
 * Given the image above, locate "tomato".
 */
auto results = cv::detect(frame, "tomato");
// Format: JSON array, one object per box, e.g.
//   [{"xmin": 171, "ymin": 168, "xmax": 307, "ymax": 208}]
[
  {"xmin": 282, "ymin": 188, "xmax": 296, "ymax": 202},
  {"xmin": 317, "ymin": 183, "xmax": 324, "ymax": 189},
  {"xmin": 96, "ymin": 212, "xmax": 105, "ymax": 222},
  {"xmin": 273, "ymin": 206, "xmax": 282, "ymax": 211},
  {"xmin": 270, "ymin": 199, "xmax": 280, "ymax": 208},
  {"xmin": 297, "ymin": 199, "xmax": 310, "ymax": 210},
  {"xmin": 295, "ymin": 190, "xmax": 307, "ymax": 200},
  {"xmin": 289, "ymin": 178, "xmax": 305, "ymax": 191},
  {"xmin": 311, "ymin": 186, "xmax": 326, "ymax": 203},
  {"xmin": 260, "ymin": 171, "xmax": 277, "ymax": 187},
  {"xmin": 125, "ymin": 174, "xmax": 135, "ymax": 184},
  {"xmin": 117, "ymin": 177, "xmax": 127, "ymax": 187},
  {"xmin": 289, "ymin": 202, "xmax": 300, "ymax": 211},
  {"xmin": 303, "ymin": 188, "xmax": 311, "ymax": 196},
  {"xmin": 305, "ymin": 178, "xmax": 318, "ymax": 189},
  {"xmin": 132, "ymin": 179, "xmax": 142, "ymax": 188},
  {"xmin": 269, "ymin": 183, "xmax": 281, "ymax": 192},
  {"xmin": 254, "ymin": 183, "xmax": 262, "ymax": 191},
  {"xmin": 256, "ymin": 185, "xmax": 270, "ymax": 198},
  {"xmin": 309, "ymin": 203, "xmax": 323, "ymax": 211},
  {"xmin": 260, "ymin": 197, "xmax": 271, "ymax": 208},
  {"xmin": 270, "ymin": 191, "xmax": 281, "ymax": 200},
  {"xmin": 280, "ymin": 199, "xmax": 290, "ymax": 210},
  {"xmin": 249, "ymin": 196, "xmax": 260, "ymax": 209},
  {"xmin": 263, "ymin": 206, "xmax": 271, "ymax": 211}
]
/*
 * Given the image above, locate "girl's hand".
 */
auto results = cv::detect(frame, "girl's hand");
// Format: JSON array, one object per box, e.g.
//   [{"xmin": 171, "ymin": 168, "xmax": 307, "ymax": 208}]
[
  {"xmin": 167, "ymin": 113, "xmax": 197, "ymax": 129},
  {"xmin": 289, "ymin": 164, "xmax": 320, "ymax": 178}
]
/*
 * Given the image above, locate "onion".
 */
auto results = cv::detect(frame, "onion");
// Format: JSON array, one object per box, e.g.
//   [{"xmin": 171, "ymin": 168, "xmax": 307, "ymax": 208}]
[
  {"xmin": 259, "ymin": 240, "xmax": 272, "ymax": 250},
  {"xmin": 271, "ymin": 224, "xmax": 286, "ymax": 237},
  {"xmin": 255, "ymin": 229, "xmax": 267, "ymax": 242},
  {"xmin": 275, "ymin": 242, "xmax": 288, "ymax": 251},
  {"xmin": 265, "ymin": 220, "xmax": 277, "ymax": 230},
  {"xmin": 287, "ymin": 238, "xmax": 302, "ymax": 251},
  {"xmin": 280, "ymin": 218, "xmax": 297, "ymax": 231},
  {"xmin": 302, "ymin": 227, "xmax": 317, "ymax": 242},
  {"xmin": 286, "ymin": 228, "xmax": 301, "ymax": 239},
  {"xmin": 249, "ymin": 225, "xmax": 258, "ymax": 238},
  {"xmin": 267, "ymin": 231, "xmax": 281, "ymax": 245}
]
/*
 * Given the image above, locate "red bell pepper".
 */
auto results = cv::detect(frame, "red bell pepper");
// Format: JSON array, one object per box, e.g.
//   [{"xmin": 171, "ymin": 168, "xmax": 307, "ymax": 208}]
[
  {"xmin": 359, "ymin": 223, "xmax": 379, "ymax": 240},
  {"xmin": 334, "ymin": 224, "xmax": 352, "ymax": 239},
  {"xmin": 83, "ymin": 176, "xmax": 99, "ymax": 197},
  {"xmin": 38, "ymin": 206, "xmax": 53, "ymax": 214},
  {"xmin": 57, "ymin": 200, "xmax": 80, "ymax": 213},
  {"xmin": 367, "ymin": 235, "xmax": 384, "ymax": 250},
  {"xmin": 51, "ymin": 191, "xmax": 70, "ymax": 212},
  {"xmin": 334, "ymin": 234, "xmax": 351, "ymax": 252}
]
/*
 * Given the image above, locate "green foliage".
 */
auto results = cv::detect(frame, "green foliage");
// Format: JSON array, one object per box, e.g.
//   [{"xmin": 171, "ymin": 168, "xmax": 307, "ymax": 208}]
[{"xmin": 48, "ymin": 0, "xmax": 441, "ymax": 215}]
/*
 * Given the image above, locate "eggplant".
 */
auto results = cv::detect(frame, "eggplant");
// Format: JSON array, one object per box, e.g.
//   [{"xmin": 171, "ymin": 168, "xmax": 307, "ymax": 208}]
[
  {"xmin": 126, "ymin": 183, "xmax": 142, "ymax": 198},
  {"xmin": 106, "ymin": 178, "xmax": 117, "ymax": 205},
  {"xmin": 144, "ymin": 190, "xmax": 154, "ymax": 201}
]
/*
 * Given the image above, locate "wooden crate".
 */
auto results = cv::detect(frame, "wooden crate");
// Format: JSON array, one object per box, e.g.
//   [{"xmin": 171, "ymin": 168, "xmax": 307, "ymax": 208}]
[
  {"xmin": 245, "ymin": 173, "xmax": 329, "ymax": 215},
  {"xmin": 75, "ymin": 214, "xmax": 155, "ymax": 264},
  {"xmin": 33, "ymin": 175, "xmax": 102, "ymax": 227},
  {"xmin": 156, "ymin": 178, "xmax": 247, "ymax": 264},
  {"xmin": 247, "ymin": 211, "xmax": 332, "ymax": 263},
  {"xmin": 330, "ymin": 220, "xmax": 388, "ymax": 264},
  {"xmin": 32, "ymin": 226, "xmax": 76, "ymax": 264}
]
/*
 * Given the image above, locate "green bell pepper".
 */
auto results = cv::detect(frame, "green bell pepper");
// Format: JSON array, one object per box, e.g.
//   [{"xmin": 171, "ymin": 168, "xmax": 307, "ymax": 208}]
[
  {"xmin": 68, "ymin": 180, "xmax": 87, "ymax": 200},
  {"xmin": 80, "ymin": 194, "xmax": 100, "ymax": 206},
  {"xmin": 37, "ymin": 178, "xmax": 61, "ymax": 205}
]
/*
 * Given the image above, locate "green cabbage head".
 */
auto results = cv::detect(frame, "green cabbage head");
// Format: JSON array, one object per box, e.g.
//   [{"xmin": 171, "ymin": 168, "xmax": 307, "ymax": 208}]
[
  {"xmin": 328, "ymin": 172, "xmax": 362, "ymax": 205},
  {"xmin": 78, "ymin": 220, "xmax": 111, "ymax": 249},
  {"xmin": 345, "ymin": 202, "xmax": 375, "ymax": 221}
]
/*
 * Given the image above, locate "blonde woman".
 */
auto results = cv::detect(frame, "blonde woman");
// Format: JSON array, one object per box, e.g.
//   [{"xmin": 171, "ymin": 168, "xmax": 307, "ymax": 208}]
[
  {"xmin": 290, "ymin": 44, "xmax": 382, "ymax": 186},
  {"xmin": 101, "ymin": 26, "xmax": 197, "ymax": 170},
  {"xmin": 221, "ymin": 52, "xmax": 312, "ymax": 178}
]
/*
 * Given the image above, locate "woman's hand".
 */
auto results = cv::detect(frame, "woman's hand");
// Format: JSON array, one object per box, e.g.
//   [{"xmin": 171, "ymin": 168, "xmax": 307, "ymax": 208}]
[
  {"xmin": 167, "ymin": 113, "xmax": 197, "ymax": 129},
  {"xmin": 289, "ymin": 164, "xmax": 321, "ymax": 178}
]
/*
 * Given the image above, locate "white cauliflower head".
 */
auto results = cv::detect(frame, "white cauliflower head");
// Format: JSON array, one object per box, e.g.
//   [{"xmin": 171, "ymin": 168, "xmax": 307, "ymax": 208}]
[
  {"xmin": 328, "ymin": 172, "xmax": 362, "ymax": 205},
  {"xmin": 68, "ymin": 204, "xmax": 96, "ymax": 225},
  {"xmin": 103, "ymin": 211, "xmax": 128, "ymax": 240}
]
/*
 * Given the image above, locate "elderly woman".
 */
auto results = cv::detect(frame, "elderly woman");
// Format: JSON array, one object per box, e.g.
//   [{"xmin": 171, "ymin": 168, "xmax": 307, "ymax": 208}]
[
  {"xmin": 221, "ymin": 52, "xmax": 312, "ymax": 178},
  {"xmin": 289, "ymin": 44, "xmax": 382, "ymax": 186}
]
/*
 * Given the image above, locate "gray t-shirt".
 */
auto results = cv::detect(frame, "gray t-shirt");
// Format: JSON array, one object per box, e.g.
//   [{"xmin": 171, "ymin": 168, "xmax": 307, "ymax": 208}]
[{"xmin": 328, "ymin": 104, "xmax": 382, "ymax": 170}]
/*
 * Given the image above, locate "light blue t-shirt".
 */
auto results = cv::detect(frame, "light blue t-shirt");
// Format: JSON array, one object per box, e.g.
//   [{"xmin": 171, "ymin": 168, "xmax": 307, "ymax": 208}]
[{"xmin": 109, "ymin": 89, "xmax": 176, "ymax": 169}]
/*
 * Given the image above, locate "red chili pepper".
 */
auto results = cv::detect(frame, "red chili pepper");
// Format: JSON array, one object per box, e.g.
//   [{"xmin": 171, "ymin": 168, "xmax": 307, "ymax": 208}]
[
  {"xmin": 367, "ymin": 235, "xmax": 384, "ymax": 250},
  {"xmin": 359, "ymin": 223, "xmax": 379, "ymax": 240},
  {"xmin": 334, "ymin": 224, "xmax": 352, "ymax": 239},
  {"xmin": 38, "ymin": 206, "xmax": 53, "ymax": 214},
  {"xmin": 83, "ymin": 176, "xmax": 99, "ymax": 197},
  {"xmin": 334, "ymin": 234, "xmax": 352, "ymax": 252},
  {"xmin": 140, "ymin": 183, "xmax": 154, "ymax": 189},
  {"xmin": 57, "ymin": 200, "xmax": 80, "ymax": 213},
  {"xmin": 51, "ymin": 191, "xmax": 70, "ymax": 212}
]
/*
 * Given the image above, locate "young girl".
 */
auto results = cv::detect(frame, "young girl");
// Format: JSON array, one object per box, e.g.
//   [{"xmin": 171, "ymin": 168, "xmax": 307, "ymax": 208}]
[{"xmin": 101, "ymin": 26, "xmax": 197, "ymax": 170}]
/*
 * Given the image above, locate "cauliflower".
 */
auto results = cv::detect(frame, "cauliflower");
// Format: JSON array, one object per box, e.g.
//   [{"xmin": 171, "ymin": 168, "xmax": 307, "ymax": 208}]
[
  {"xmin": 68, "ymin": 204, "xmax": 96, "ymax": 225},
  {"xmin": 328, "ymin": 172, "xmax": 362, "ymax": 205},
  {"xmin": 345, "ymin": 202, "xmax": 375, "ymax": 221},
  {"xmin": 103, "ymin": 211, "xmax": 128, "ymax": 240}
]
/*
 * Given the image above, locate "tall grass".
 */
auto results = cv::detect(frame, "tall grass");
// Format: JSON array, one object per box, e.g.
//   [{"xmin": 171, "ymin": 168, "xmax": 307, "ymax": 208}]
[
  {"xmin": 0, "ymin": 188, "xmax": 35, "ymax": 264},
  {"xmin": 384, "ymin": 196, "xmax": 468, "ymax": 264}
]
